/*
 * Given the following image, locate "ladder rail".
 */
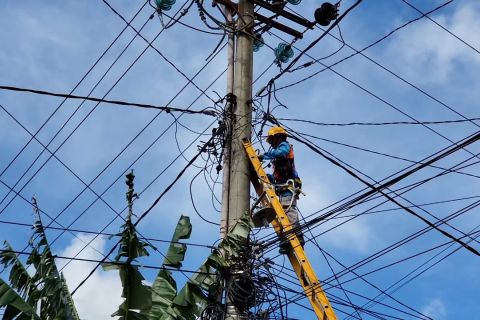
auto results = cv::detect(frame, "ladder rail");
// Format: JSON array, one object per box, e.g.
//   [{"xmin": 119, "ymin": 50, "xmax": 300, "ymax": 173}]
[{"xmin": 244, "ymin": 140, "xmax": 337, "ymax": 320}]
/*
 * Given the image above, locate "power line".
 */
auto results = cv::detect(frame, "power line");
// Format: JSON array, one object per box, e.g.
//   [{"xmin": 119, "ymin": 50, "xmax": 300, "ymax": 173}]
[
  {"xmin": 320, "ymin": 199, "xmax": 480, "ymax": 286},
  {"xmin": 401, "ymin": 0, "xmax": 480, "ymax": 56},
  {"xmin": 0, "ymin": 12, "xmax": 225, "ymax": 235},
  {"xmin": 260, "ymin": 121, "xmax": 480, "ymax": 255},
  {"xmin": 0, "ymin": 13, "xmax": 157, "ymax": 216},
  {"xmin": 277, "ymin": 116, "xmax": 480, "ymax": 126},
  {"xmin": 0, "ymin": 218, "xmax": 214, "ymax": 249},
  {"xmin": 0, "ymin": 248, "xmax": 218, "ymax": 275},
  {"xmin": 71, "ymin": 133, "xmax": 220, "ymax": 295},
  {"xmin": 1, "ymin": 7, "xmax": 227, "ymax": 289},
  {"xmin": 291, "ymin": 129, "xmax": 480, "ymax": 180},
  {"xmin": 0, "ymin": 0, "xmax": 149, "ymax": 179},
  {"xmin": 0, "ymin": 0, "xmax": 226, "ymax": 219},
  {"xmin": 101, "ymin": 0, "xmax": 219, "ymax": 104},
  {"xmin": 262, "ymin": 0, "xmax": 363, "ymax": 87},
  {"xmin": 49, "ymin": 67, "xmax": 227, "ymax": 272},
  {"xmin": 52, "ymin": 64, "xmax": 227, "ymax": 278},
  {"xmin": 0, "ymin": 85, "xmax": 217, "ymax": 116},
  {"xmin": 267, "ymin": 0, "xmax": 454, "ymax": 93}
]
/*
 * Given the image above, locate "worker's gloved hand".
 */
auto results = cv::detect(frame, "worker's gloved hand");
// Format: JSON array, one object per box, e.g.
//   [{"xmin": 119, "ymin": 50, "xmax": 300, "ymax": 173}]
[{"xmin": 258, "ymin": 154, "xmax": 264, "ymax": 162}]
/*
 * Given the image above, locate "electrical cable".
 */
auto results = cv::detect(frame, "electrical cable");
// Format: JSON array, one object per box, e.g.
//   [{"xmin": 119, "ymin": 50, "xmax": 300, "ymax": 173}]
[
  {"xmin": 58, "ymin": 119, "xmax": 217, "ymax": 275},
  {"xmin": 258, "ymin": 0, "xmax": 362, "ymax": 91},
  {"xmin": 0, "ymin": 13, "xmax": 157, "ymax": 216},
  {"xmin": 6, "ymin": 50, "xmax": 226, "ymax": 283},
  {"xmin": 0, "ymin": 85, "xmax": 217, "ymax": 116},
  {"xmin": 71, "ymin": 132, "xmax": 220, "ymax": 295},
  {"xmin": 258, "ymin": 122, "xmax": 480, "ymax": 254},
  {"xmin": 277, "ymin": 116, "xmax": 480, "ymax": 127},
  {"xmin": 266, "ymin": 0, "xmax": 454, "ymax": 94},
  {"xmin": 190, "ymin": 168, "xmax": 220, "ymax": 225},
  {"xmin": 101, "ymin": 0, "xmax": 219, "ymax": 104},
  {"xmin": 4, "ymin": 29, "xmax": 227, "ymax": 259},
  {"xmin": 0, "ymin": 248, "xmax": 218, "ymax": 275},
  {"xmin": 401, "ymin": 0, "xmax": 480, "ymax": 55},
  {"xmin": 0, "ymin": 0, "xmax": 149, "ymax": 181},
  {"xmin": 292, "ymin": 129, "xmax": 480, "ymax": 180}
]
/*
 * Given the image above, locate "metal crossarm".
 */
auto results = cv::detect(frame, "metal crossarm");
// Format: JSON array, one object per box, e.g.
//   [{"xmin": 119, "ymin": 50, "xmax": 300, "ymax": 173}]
[{"xmin": 243, "ymin": 139, "xmax": 337, "ymax": 320}]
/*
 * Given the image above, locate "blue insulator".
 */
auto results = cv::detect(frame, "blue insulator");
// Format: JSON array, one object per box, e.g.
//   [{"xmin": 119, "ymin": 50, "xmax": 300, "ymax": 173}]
[
  {"xmin": 287, "ymin": 0, "xmax": 302, "ymax": 5},
  {"xmin": 253, "ymin": 34, "xmax": 265, "ymax": 52},
  {"xmin": 156, "ymin": 0, "xmax": 176, "ymax": 11},
  {"xmin": 274, "ymin": 43, "xmax": 294, "ymax": 64}
]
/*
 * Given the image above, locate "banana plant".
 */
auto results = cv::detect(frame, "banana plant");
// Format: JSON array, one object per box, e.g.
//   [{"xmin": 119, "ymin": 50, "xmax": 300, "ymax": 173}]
[{"xmin": 0, "ymin": 199, "xmax": 80, "ymax": 320}]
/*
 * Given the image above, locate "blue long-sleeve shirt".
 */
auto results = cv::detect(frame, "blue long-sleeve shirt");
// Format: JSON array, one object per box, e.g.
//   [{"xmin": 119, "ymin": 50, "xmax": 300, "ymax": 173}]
[{"xmin": 263, "ymin": 141, "xmax": 291, "ymax": 160}]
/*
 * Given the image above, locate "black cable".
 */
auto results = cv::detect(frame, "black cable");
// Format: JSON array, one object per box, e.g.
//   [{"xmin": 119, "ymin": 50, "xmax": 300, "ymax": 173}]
[
  {"xmin": 258, "ymin": 122, "xmax": 480, "ymax": 254},
  {"xmin": 401, "ymin": 0, "xmax": 480, "ymax": 55},
  {"xmin": 336, "ymin": 229, "xmax": 480, "ymax": 289},
  {"xmin": 53, "ymin": 61, "xmax": 227, "ymax": 275},
  {"xmin": 71, "ymin": 133, "xmax": 219, "ymax": 295},
  {"xmin": 101, "ymin": 0, "xmax": 218, "ymax": 104},
  {"xmin": 266, "ymin": 0, "xmax": 454, "ymax": 94},
  {"xmin": 0, "ymin": 85, "xmax": 216, "ymax": 116},
  {"xmin": 190, "ymin": 168, "xmax": 220, "ymax": 225},
  {"xmin": 259, "ymin": 0, "xmax": 363, "ymax": 90},
  {"xmin": 0, "ymin": 0, "xmax": 149, "ymax": 180},
  {"xmin": 5, "ymin": 28, "xmax": 226, "ymax": 259},
  {"xmin": 343, "ymin": 226, "xmax": 480, "ymax": 318},
  {"xmin": 293, "ymin": 129, "xmax": 480, "ymax": 180},
  {"xmin": 0, "ymin": 13, "xmax": 156, "ymax": 215},
  {"xmin": 57, "ymin": 118, "xmax": 218, "ymax": 273},
  {"xmin": 319, "ymin": 199, "xmax": 480, "ymax": 286},
  {"xmin": 286, "ymin": 128, "xmax": 480, "ymax": 246},
  {"xmin": 0, "ymin": 218, "xmax": 215, "ymax": 249},
  {"xmin": 278, "ymin": 116, "xmax": 480, "ymax": 127},
  {"xmin": 0, "ymin": 248, "xmax": 218, "ymax": 275},
  {"xmin": 161, "ymin": 8, "xmax": 225, "ymax": 34},
  {"xmin": 295, "ymin": 132, "xmax": 480, "ymax": 226},
  {"xmin": 284, "ymin": 1, "xmax": 480, "ymax": 145},
  {"xmin": 299, "ymin": 208, "xmax": 363, "ymax": 320},
  {"xmin": 6, "ymin": 55, "xmax": 225, "ymax": 281}
]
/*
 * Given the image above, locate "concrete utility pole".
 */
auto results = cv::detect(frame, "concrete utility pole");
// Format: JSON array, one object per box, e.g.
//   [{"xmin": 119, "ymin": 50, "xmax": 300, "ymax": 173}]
[
  {"xmin": 226, "ymin": 0, "xmax": 254, "ymax": 230},
  {"xmin": 219, "ymin": 7, "xmax": 235, "ymax": 239},
  {"xmin": 221, "ymin": 0, "xmax": 254, "ymax": 318}
]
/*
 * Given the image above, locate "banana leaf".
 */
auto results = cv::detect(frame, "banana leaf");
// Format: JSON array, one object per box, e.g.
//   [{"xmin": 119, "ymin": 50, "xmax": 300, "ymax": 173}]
[{"xmin": 0, "ymin": 277, "xmax": 40, "ymax": 320}]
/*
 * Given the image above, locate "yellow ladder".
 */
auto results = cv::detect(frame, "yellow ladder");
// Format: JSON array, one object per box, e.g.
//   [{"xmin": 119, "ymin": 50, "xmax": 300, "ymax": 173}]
[{"xmin": 243, "ymin": 139, "xmax": 337, "ymax": 320}]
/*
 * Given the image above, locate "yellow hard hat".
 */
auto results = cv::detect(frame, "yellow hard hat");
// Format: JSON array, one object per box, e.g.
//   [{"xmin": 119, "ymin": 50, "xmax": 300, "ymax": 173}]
[{"xmin": 266, "ymin": 126, "xmax": 287, "ymax": 143}]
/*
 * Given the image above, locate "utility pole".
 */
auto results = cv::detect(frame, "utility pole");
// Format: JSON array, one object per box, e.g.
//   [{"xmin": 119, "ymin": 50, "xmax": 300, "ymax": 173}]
[
  {"xmin": 227, "ymin": 0, "xmax": 254, "ymax": 228},
  {"xmin": 217, "ymin": 0, "xmax": 340, "ymax": 318},
  {"xmin": 219, "ymin": 8, "xmax": 235, "ymax": 239},
  {"xmin": 215, "ymin": 0, "xmax": 254, "ymax": 317}
]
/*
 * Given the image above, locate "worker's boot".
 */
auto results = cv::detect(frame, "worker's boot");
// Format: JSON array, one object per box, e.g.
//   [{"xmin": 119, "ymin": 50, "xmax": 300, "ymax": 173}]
[
  {"xmin": 297, "ymin": 235, "xmax": 305, "ymax": 248},
  {"xmin": 279, "ymin": 243, "xmax": 290, "ymax": 255},
  {"xmin": 278, "ymin": 234, "xmax": 291, "ymax": 254}
]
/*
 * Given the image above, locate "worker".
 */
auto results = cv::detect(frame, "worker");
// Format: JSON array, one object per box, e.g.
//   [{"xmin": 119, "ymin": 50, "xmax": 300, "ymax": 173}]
[{"xmin": 259, "ymin": 126, "xmax": 304, "ymax": 254}]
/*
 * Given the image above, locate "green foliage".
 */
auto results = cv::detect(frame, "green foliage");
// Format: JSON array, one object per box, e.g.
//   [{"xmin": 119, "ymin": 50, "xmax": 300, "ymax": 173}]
[
  {"xmin": 107, "ymin": 213, "xmax": 252, "ymax": 320},
  {"xmin": 103, "ymin": 217, "xmax": 154, "ymax": 319},
  {"xmin": 0, "ymin": 216, "xmax": 80, "ymax": 320},
  {"xmin": 163, "ymin": 215, "xmax": 192, "ymax": 268},
  {"xmin": 149, "ymin": 215, "xmax": 252, "ymax": 320},
  {"xmin": 0, "ymin": 278, "xmax": 39, "ymax": 320}
]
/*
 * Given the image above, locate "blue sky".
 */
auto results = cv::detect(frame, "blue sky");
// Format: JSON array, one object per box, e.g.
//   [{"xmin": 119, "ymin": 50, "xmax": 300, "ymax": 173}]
[{"xmin": 1, "ymin": 0, "xmax": 480, "ymax": 319}]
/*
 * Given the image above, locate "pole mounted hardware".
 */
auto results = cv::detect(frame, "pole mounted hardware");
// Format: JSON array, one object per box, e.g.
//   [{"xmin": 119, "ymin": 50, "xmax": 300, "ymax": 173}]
[
  {"xmin": 214, "ymin": 0, "xmax": 314, "ymax": 38},
  {"xmin": 314, "ymin": 2, "xmax": 339, "ymax": 26}
]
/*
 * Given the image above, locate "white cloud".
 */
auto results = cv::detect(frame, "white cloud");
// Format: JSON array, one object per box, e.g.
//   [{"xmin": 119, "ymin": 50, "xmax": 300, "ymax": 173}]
[
  {"xmin": 300, "ymin": 181, "xmax": 378, "ymax": 253},
  {"xmin": 58, "ymin": 234, "xmax": 122, "ymax": 319},
  {"xmin": 385, "ymin": 2, "xmax": 480, "ymax": 84},
  {"xmin": 321, "ymin": 217, "xmax": 377, "ymax": 253},
  {"xmin": 421, "ymin": 298, "xmax": 447, "ymax": 320}
]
